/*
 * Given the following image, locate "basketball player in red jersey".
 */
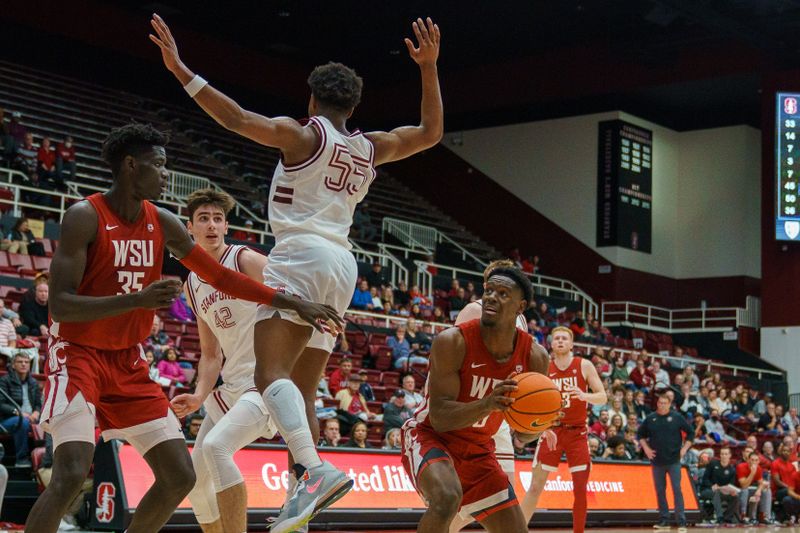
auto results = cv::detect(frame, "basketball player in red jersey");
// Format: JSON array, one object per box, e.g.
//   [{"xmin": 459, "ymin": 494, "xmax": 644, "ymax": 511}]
[
  {"xmin": 151, "ymin": 14, "xmax": 443, "ymax": 532},
  {"xmin": 402, "ymin": 267, "xmax": 551, "ymax": 533},
  {"xmin": 520, "ymin": 326, "xmax": 607, "ymax": 532},
  {"xmin": 25, "ymin": 124, "xmax": 342, "ymax": 533}
]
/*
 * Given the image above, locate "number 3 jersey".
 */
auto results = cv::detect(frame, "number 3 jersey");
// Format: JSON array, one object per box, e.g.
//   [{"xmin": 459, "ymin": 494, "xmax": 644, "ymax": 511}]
[
  {"xmin": 548, "ymin": 356, "xmax": 588, "ymax": 426},
  {"xmin": 186, "ymin": 245, "xmax": 257, "ymax": 392},
  {"xmin": 53, "ymin": 193, "xmax": 164, "ymax": 350},
  {"xmin": 268, "ymin": 115, "xmax": 377, "ymax": 250}
]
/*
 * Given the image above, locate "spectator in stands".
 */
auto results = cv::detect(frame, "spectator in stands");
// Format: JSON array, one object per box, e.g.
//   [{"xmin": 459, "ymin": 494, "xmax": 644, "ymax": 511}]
[
  {"xmin": 358, "ymin": 369, "xmax": 375, "ymax": 402},
  {"xmin": 749, "ymin": 389, "xmax": 769, "ymax": 417},
  {"xmin": 683, "ymin": 366, "xmax": 700, "ymax": 393},
  {"xmin": 157, "ymin": 347, "xmax": 187, "ymax": 387},
  {"xmin": 144, "ymin": 315, "xmax": 173, "ymax": 359},
  {"xmin": 570, "ymin": 310, "xmax": 590, "ymax": 339},
  {"xmin": 679, "ymin": 384, "xmax": 702, "ymax": 417},
  {"xmin": 336, "ymin": 378, "xmax": 375, "ymax": 423},
  {"xmin": 692, "ymin": 412, "xmax": 710, "ymax": 444},
  {"xmin": 606, "ymin": 424, "xmax": 619, "ymax": 441},
  {"xmin": 381, "ymin": 286, "xmax": 394, "ymax": 311},
  {"xmin": 328, "ymin": 357, "xmax": 352, "ymax": 397},
  {"xmin": 393, "ymin": 280, "xmax": 410, "ymax": 308},
  {"xmin": 334, "ymin": 333, "xmax": 352, "ymax": 355},
  {"xmin": 402, "ymin": 374, "xmax": 423, "ymax": 411},
  {"xmin": 610, "ymin": 355, "xmax": 629, "ymax": 384},
  {"xmin": 405, "ymin": 317, "xmax": 431, "ymax": 352},
  {"xmin": 36, "ymin": 137, "xmax": 56, "ymax": 187},
  {"xmin": 715, "ymin": 388, "xmax": 732, "ymax": 415},
  {"xmin": 608, "ymin": 398, "xmax": 625, "ymax": 426},
  {"xmin": 0, "ymin": 303, "xmax": 16, "ymax": 362},
  {"xmin": 14, "ymin": 132, "xmax": 37, "ymax": 180},
  {"xmin": 341, "ymin": 420, "xmax": 372, "ymax": 449},
  {"xmin": 366, "ymin": 262, "xmax": 388, "ymax": 289},
  {"xmin": 19, "ymin": 273, "xmax": 49, "ymax": 336},
  {"xmin": 529, "ymin": 321, "xmax": 545, "ymax": 344},
  {"xmin": 621, "ymin": 389, "xmax": 637, "ymax": 417},
  {"xmin": 383, "ymin": 427, "xmax": 402, "ymax": 450},
  {"xmin": 737, "ymin": 450, "xmax": 775, "ymax": 525},
  {"xmin": 634, "ymin": 390, "xmax": 652, "ymax": 420},
  {"xmin": 762, "ymin": 440, "xmax": 778, "ymax": 465},
  {"xmin": 758, "ymin": 402, "xmax": 785, "ymax": 436},
  {"xmin": 352, "ymin": 203, "xmax": 377, "ymax": 241},
  {"xmin": 145, "ymin": 349, "xmax": 164, "ymax": 385},
  {"xmin": 350, "ymin": 279, "xmax": 373, "ymax": 310},
  {"xmin": 537, "ymin": 301, "xmax": 557, "ymax": 328},
  {"xmin": 0, "ymin": 351, "xmax": 40, "ymax": 467},
  {"xmin": 603, "ymin": 435, "xmax": 634, "ymax": 461},
  {"xmin": 590, "ymin": 409, "xmax": 610, "ymax": 440},
  {"xmin": 408, "ymin": 285, "xmax": 431, "ymax": 308},
  {"xmin": 184, "ymin": 414, "xmax": 203, "ymax": 440},
  {"xmin": 777, "ymin": 405, "xmax": 791, "ymax": 433},
  {"xmin": 3, "ymin": 217, "xmax": 37, "ymax": 255},
  {"xmin": 55, "ymin": 135, "xmax": 76, "ymax": 186},
  {"xmin": 630, "ymin": 358, "xmax": 656, "ymax": 393},
  {"xmin": 431, "ymin": 306, "xmax": 447, "ymax": 323},
  {"xmin": 382, "ymin": 389, "xmax": 412, "ymax": 434},
  {"xmin": 389, "ymin": 325, "xmax": 428, "ymax": 370},
  {"xmin": 231, "ymin": 219, "xmax": 258, "ymax": 243},
  {"xmin": 651, "ymin": 360, "xmax": 670, "ymax": 391},
  {"xmin": 409, "ymin": 303, "xmax": 423, "ymax": 320},
  {"xmin": 625, "ymin": 350, "xmax": 640, "ymax": 372},
  {"xmin": 446, "ymin": 279, "xmax": 460, "ymax": 298},
  {"xmin": 609, "ymin": 413, "xmax": 625, "ymax": 435},
  {"xmin": 0, "ymin": 295, "xmax": 26, "ymax": 337},
  {"xmin": 448, "ymin": 287, "xmax": 468, "ymax": 321},
  {"xmin": 705, "ymin": 409, "xmax": 743, "ymax": 445},
  {"xmin": 369, "ymin": 287, "xmax": 383, "ymax": 312},
  {"xmin": 320, "ymin": 418, "xmax": 341, "ymax": 447},
  {"xmin": 169, "ymin": 292, "xmax": 194, "ymax": 322},
  {"xmin": 464, "ymin": 281, "xmax": 477, "ymax": 302},
  {"xmin": 784, "ymin": 406, "xmax": 800, "ymax": 433},
  {"xmin": 700, "ymin": 446, "xmax": 740, "ymax": 525},
  {"xmin": 520, "ymin": 255, "xmax": 535, "ymax": 274},
  {"xmin": 7, "ymin": 112, "xmax": 26, "ymax": 149},
  {"xmin": 588, "ymin": 435, "xmax": 603, "ymax": 459}
]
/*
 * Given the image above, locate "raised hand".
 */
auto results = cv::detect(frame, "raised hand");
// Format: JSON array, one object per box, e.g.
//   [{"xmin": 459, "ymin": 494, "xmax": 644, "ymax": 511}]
[
  {"xmin": 149, "ymin": 13, "xmax": 183, "ymax": 73},
  {"xmin": 405, "ymin": 17, "xmax": 440, "ymax": 68}
]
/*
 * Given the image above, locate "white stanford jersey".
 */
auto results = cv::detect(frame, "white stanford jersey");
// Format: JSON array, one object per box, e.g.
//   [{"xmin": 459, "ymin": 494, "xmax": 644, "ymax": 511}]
[
  {"xmin": 268, "ymin": 115, "xmax": 377, "ymax": 249},
  {"xmin": 186, "ymin": 245, "xmax": 257, "ymax": 392}
]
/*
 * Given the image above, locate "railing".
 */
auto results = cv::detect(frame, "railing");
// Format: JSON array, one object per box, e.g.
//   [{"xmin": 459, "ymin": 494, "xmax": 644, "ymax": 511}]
[
  {"xmin": 344, "ymin": 309, "xmax": 452, "ymax": 335},
  {"xmin": 382, "ymin": 216, "xmax": 488, "ymax": 268},
  {"xmin": 167, "ymin": 170, "xmax": 213, "ymax": 200},
  {"xmin": 601, "ymin": 299, "xmax": 760, "ymax": 333},
  {"xmin": 414, "ymin": 260, "xmax": 599, "ymax": 318},
  {"xmin": 575, "ymin": 342, "xmax": 784, "ymax": 381},
  {"xmin": 350, "ymin": 249, "xmax": 409, "ymax": 287}
]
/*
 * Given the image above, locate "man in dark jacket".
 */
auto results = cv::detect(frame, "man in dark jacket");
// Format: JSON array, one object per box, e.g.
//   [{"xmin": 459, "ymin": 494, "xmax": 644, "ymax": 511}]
[
  {"xmin": 19, "ymin": 274, "xmax": 49, "ymax": 337},
  {"xmin": 382, "ymin": 389, "xmax": 413, "ymax": 433},
  {"xmin": 0, "ymin": 351, "xmax": 41, "ymax": 466},
  {"xmin": 700, "ymin": 446, "xmax": 740, "ymax": 525}
]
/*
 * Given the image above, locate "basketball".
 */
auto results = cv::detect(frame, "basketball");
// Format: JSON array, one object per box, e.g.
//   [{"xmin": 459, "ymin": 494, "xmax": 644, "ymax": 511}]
[{"xmin": 503, "ymin": 372, "xmax": 562, "ymax": 433}]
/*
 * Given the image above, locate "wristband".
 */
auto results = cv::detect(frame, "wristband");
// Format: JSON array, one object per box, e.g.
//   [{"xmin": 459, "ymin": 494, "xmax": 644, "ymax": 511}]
[{"xmin": 183, "ymin": 75, "xmax": 208, "ymax": 98}]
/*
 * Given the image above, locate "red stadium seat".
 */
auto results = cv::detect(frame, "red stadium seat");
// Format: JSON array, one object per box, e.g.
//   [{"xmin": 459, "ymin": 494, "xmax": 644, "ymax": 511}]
[
  {"xmin": 32, "ymin": 256, "xmax": 52, "ymax": 271},
  {"xmin": 8, "ymin": 253, "xmax": 32, "ymax": 271}
]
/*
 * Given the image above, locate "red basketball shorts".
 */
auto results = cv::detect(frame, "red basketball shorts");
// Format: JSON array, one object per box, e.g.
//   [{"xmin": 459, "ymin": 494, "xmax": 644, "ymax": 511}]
[
  {"xmin": 533, "ymin": 425, "xmax": 591, "ymax": 473},
  {"xmin": 401, "ymin": 421, "xmax": 517, "ymax": 520}
]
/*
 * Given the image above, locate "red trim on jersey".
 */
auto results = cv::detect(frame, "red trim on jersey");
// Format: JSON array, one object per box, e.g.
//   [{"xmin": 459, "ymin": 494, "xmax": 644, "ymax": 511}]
[
  {"xmin": 213, "ymin": 390, "xmax": 228, "ymax": 414},
  {"xmin": 282, "ymin": 117, "xmax": 326, "ymax": 171},
  {"xmin": 272, "ymin": 196, "xmax": 293, "ymax": 205},
  {"xmin": 471, "ymin": 497, "xmax": 518, "ymax": 521},
  {"xmin": 346, "ymin": 129, "xmax": 362, "ymax": 137},
  {"xmin": 274, "ymin": 186, "xmax": 294, "ymax": 195}
]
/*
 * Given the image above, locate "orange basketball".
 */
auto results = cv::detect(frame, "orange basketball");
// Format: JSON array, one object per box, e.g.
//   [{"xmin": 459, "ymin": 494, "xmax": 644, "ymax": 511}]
[{"xmin": 503, "ymin": 372, "xmax": 562, "ymax": 433}]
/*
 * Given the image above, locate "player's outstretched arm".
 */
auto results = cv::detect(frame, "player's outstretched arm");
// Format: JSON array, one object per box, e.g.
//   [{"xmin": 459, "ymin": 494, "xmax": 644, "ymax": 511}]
[
  {"xmin": 158, "ymin": 208, "xmax": 343, "ymax": 333},
  {"xmin": 170, "ymin": 284, "xmax": 223, "ymax": 418},
  {"xmin": 49, "ymin": 202, "xmax": 182, "ymax": 322},
  {"xmin": 149, "ymin": 14, "xmax": 317, "ymax": 157},
  {"xmin": 367, "ymin": 17, "xmax": 443, "ymax": 166},
  {"xmin": 427, "ymin": 329, "xmax": 517, "ymax": 432},
  {"xmin": 565, "ymin": 359, "xmax": 608, "ymax": 405}
]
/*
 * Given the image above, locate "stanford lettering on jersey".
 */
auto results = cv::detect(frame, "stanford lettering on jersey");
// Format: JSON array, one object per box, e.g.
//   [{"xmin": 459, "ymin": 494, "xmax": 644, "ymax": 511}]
[
  {"xmin": 200, "ymin": 290, "xmax": 236, "ymax": 314},
  {"xmin": 112, "ymin": 240, "xmax": 154, "ymax": 268},
  {"xmin": 469, "ymin": 375, "xmax": 503, "ymax": 399}
]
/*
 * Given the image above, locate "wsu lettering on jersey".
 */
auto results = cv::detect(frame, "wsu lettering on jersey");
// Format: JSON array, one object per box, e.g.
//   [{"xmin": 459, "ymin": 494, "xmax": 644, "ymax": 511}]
[
  {"xmin": 469, "ymin": 375, "xmax": 504, "ymax": 399},
  {"xmin": 112, "ymin": 240, "xmax": 155, "ymax": 268}
]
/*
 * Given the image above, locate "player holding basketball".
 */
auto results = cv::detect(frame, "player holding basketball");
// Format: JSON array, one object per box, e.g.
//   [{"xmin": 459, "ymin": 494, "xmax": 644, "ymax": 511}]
[
  {"xmin": 450, "ymin": 259, "xmax": 552, "ymax": 533},
  {"xmin": 520, "ymin": 326, "xmax": 607, "ymax": 532},
  {"xmin": 150, "ymin": 13, "xmax": 442, "ymax": 532},
  {"xmin": 169, "ymin": 188, "xmax": 277, "ymax": 533},
  {"xmin": 402, "ymin": 267, "xmax": 550, "ymax": 533},
  {"xmin": 25, "ymin": 124, "xmax": 342, "ymax": 533}
]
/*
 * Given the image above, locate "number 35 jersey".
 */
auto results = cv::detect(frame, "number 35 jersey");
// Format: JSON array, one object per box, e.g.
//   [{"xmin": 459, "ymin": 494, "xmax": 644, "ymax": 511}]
[
  {"xmin": 53, "ymin": 193, "xmax": 164, "ymax": 350},
  {"xmin": 268, "ymin": 115, "xmax": 377, "ymax": 250},
  {"xmin": 186, "ymin": 245, "xmax": 257, "ymax": 393}
]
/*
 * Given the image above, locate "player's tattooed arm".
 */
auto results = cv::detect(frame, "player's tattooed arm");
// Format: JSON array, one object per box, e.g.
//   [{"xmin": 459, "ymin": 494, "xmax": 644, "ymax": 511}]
[
  {"xmin": 367, "ymin": 17, "xmax": 443, "ymax": 166},
  {"xmin": 427, "ymin": 329, "xmax": 517, "ymax": 432},
  {"xmin": 149, "ymin": 14, "xmax": 318, "ymax": 159},
  {"xmin": 49, "ymin": 201, "xmax": 181, "ymax": 322}
]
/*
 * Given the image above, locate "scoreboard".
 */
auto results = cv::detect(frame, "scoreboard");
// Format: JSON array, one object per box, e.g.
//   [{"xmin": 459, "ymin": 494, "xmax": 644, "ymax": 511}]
[
  {"xmin": 597, "ymin": 120, "xmax": 653, "ymax": 252},
  {"xmin": 777, "ymin": 93, "xmax": 800, "ymax": 241}
]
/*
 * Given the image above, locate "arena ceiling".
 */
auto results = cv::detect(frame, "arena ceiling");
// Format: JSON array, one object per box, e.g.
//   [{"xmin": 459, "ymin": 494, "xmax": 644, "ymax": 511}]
[{"xmin": 8, "ymin": 0, "xmax": 800, "ymax": 131}]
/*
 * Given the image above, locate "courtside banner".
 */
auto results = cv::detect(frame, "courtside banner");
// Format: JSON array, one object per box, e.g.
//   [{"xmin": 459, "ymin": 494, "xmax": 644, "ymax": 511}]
[{"xmin": 118, "ymin": 444, "xmax": 697, "ymax": 511}]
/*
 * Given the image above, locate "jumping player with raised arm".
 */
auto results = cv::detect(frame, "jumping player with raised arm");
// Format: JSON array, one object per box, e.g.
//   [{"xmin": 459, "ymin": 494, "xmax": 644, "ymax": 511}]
[
  {"xmin": 170, "ymin": 188, "xmax": 278, "ymax": 533},
  {"xmin": 520, "ymin": 326, "xmax": 607, "ymax": 533},
  {"xmin": 25, "ymin": 124, "xmax": 341, "ymax": 533},
  {"xmin": 402, "ymin": 267, "xmax": 550, "ymax": 533},
  {"xmin": 150, "ymin": 14, "xmax": 443, "ymax": 532}
]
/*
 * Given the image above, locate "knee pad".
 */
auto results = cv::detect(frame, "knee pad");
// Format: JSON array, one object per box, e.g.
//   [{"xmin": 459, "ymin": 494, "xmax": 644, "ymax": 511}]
[
  {"xmin": 202, "ymin": 432, "xmax": 244, "ymax": 492},
  {"xmin": 187, "ymin": 446, "xmax": 220, "ymax": 524}
]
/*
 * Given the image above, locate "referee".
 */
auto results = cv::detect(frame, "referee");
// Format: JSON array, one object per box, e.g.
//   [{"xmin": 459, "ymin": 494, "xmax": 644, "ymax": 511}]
[{"xmin": 638, "ymin": 392, "xmax": 693, "ymax": 532}]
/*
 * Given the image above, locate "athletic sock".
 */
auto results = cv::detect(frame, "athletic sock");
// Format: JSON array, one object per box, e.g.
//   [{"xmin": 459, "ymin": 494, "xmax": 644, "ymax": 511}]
[
  {"xmin": 263, "ymin": 379, "xmax": 322, "ymax": 469},
  {"xmin": 572, "ymin": 467, "xmax": 590, "ymax": 533}
]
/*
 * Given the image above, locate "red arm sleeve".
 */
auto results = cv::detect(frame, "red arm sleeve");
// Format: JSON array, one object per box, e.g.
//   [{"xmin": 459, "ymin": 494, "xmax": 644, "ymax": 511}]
[{"xmin": 179, "ymin": 244, "xmax": 275, "ymax": 306}]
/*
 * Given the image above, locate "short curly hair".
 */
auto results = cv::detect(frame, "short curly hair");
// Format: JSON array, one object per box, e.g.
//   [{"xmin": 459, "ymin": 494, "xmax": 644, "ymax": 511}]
[
  {"xmin": 307, "ymin": 62, "xmax": 363, "ymax": 111},
  {"xmin": 101, "ymin": 123, "xmax": 169, "ymax": 176}
]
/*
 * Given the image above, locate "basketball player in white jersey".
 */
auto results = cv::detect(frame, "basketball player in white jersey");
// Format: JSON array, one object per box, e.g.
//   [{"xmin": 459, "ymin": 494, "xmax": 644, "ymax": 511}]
[
  {"xmin": 151, "ymin": 14, "xmax": 443, "ymax": 532},
  {"xmin": 169, "ymin": 189, "xmax": 277, "ymax": 533},
  {"xmin": 451, "ymin": 259, "xmax": 554, "ymax": 533}
]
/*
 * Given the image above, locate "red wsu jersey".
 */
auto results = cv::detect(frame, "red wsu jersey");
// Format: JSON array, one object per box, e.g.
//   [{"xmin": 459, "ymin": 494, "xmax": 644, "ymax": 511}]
[
  {"xmin": 414, "ymin": 319, "xmax": 531, "ymax": 449},
  {"xmin": 54, "ymin": 193, "xmax": 165, "ymax": 350},
  {"xmin": 548, "ymin": 355, "xmax": 588, "ymax": 426}
]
